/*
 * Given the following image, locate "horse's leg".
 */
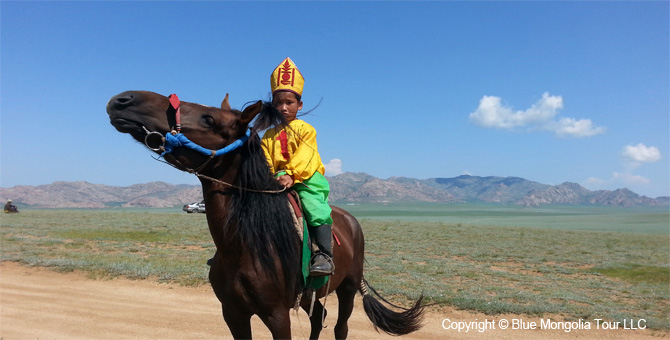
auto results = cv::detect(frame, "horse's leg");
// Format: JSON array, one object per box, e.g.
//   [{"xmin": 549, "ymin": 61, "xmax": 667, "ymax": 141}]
[
  {"xmin": 259, "ymin": 310, "xmax": 292, "ymax": 340},
  {"xmin": 301, "ymin": 300, "xmax": 326, "ymax": 340},
  {"xmin": 222, "ymin": 306, "xmax": 253, "ymax": 340},
  {"xmin": 334, "ymin": 283, "xmax": 357, "ymax": 340}
]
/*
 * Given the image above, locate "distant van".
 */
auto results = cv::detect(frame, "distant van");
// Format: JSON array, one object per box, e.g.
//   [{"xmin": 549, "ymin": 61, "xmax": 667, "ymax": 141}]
[{"xmin": 183, "ymin": 201, "xmax": 205, "ymax": 213}]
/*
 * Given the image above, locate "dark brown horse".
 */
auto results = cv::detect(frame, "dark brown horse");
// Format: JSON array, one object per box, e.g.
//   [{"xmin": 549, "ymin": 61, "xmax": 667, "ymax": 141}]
[{"xmin": 106, "ymin": 90, "xmax": 424, "ymax": 339}]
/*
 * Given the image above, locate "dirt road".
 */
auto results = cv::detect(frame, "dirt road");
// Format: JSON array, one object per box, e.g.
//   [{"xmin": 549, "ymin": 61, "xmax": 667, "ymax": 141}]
[{"xmin": 1, "ymin": 262, "xmax": 663, "ymax": 339}]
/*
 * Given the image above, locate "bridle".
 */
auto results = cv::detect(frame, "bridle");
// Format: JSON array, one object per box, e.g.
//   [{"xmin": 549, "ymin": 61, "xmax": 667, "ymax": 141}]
[
  {"xmin": 143, "ymin": 94, "xmax": 285, "ymax": 194},
  {"xmin": 163, "ymin": 94, "xmax": 251, "ymax": 157}
]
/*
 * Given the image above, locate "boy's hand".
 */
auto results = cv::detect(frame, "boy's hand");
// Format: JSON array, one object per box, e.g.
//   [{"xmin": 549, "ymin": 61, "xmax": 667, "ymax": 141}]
[{"xmin": 277, "ymin": 174, "xmax": 294, "ymax": 188}]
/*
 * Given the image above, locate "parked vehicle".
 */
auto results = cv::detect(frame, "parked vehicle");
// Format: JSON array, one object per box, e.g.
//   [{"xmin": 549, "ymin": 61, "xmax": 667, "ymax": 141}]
[{"xmin": 183, "ymin": 201, "xmax": 206, "ymax": 213}]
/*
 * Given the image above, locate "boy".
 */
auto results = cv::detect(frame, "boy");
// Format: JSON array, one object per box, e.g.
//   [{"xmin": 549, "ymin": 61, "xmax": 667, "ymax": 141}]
[{"xmin": 261, "ymin": 57, "xmax": 334, "ymax": 276}]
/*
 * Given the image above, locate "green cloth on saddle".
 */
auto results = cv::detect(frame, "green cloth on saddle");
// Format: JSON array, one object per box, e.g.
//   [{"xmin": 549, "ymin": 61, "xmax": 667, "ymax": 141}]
[
  {"xmin": 297, "ymin": 173, "xmax": 332, "ymax": 288},
  {"xmin": 276, "ymin": 170, "xmax": 332, "ymax": 289},
  {"xmin": 301, "ymin": 217, "xmax": 329, "ymax": 289}
]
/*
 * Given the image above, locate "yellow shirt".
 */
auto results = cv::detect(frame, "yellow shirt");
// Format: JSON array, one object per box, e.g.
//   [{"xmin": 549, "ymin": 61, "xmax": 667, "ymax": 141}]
[{"xmin": 261, "ymin": 119, "xmax": 325, "ymax": 184}]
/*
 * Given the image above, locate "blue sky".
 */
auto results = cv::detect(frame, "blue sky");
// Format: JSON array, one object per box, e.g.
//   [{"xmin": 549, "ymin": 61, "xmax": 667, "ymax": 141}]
[{"xmin": 1, "ymin": 1, "xmax": 668, "ymax": 198}]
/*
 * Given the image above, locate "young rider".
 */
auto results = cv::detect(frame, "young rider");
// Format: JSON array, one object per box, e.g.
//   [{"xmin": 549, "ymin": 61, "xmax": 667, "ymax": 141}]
[{"xmin": 261, "ymin": 57, "xmax": 334, "ymax": 276}]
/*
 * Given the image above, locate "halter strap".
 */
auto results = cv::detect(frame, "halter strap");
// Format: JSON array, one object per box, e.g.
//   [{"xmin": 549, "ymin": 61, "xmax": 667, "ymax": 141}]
[
  {"xmin": 160, "ymin": 93, "xmax": 251, "ymax": 157},
  {"xmin": 168, "ymin": 94, "xmax": 182, "ymax": 133},
  {"xmin": 161, "ymin": 129, "xmax": 251, "ymax": 157}
]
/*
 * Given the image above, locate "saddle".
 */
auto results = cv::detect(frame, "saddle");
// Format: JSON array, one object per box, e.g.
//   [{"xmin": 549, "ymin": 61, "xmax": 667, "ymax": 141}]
[
  {"xmin": 286, "ymin": 191, "xmax": 330, "ymax": 290},
  {"xmin": 286, "ymin": 191, "xmax": 318, "ymax": 253}
]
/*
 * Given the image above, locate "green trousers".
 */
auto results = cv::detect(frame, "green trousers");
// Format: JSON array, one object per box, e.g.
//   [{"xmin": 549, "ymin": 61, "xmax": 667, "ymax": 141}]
[{"xmin": 292, "ymin": 172, "xmax": 333, "ymax": 226}]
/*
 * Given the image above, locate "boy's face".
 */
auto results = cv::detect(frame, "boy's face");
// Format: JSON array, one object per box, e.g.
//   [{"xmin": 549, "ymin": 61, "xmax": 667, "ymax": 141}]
[{"xmin": 273, "ymin": 91, "xmax": 302, "ymax": 122}]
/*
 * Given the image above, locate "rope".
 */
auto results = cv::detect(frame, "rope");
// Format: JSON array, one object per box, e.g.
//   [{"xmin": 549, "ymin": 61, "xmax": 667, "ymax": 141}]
[
  {"xmin": 194, "ymin": 173, "xmax": 287, "ymax": 194},
  {"xmin": 151, "ymin": 155, "xmax": 287, "ymax": 194},
  {"xmin": 360, "ymin": 279, "xmax": 370, "ymax": 296},
  {"xmin": 321, "ymin": 276, "xmax": 332, "ymax": 328}
]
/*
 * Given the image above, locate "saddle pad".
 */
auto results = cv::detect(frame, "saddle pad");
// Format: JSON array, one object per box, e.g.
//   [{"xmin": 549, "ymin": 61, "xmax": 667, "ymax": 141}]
[{"xmin": 286, "ymin": 192, "xmax": 328, "ymax": 290}]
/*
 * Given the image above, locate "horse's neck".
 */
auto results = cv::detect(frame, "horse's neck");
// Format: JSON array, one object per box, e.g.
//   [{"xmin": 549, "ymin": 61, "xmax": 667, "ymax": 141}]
[{"xmin": 200, "ymin": 179, "xmax": 238, "ymax": 252}]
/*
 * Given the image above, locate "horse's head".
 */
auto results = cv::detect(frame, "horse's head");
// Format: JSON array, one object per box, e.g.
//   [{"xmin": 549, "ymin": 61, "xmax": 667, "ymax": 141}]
[{"xmin": 106, "ymin": 91, "xmax": 263, "ymax": 172}]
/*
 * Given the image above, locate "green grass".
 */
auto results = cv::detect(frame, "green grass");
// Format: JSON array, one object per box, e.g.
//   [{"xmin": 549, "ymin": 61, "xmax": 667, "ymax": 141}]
[
  {"xmin": 1, "ymin": 206, "xmax": 669, "ymax": 330},
  {"xmin": 591, "ymin": 264, "xmax": 670, "ymax": 284},
  {"xmin": 359, "ymin": 219, "xmax": 669, "ymax": 328},
  {"xmin": 1, "ymin": 210, "xmax": 214, "ymax": 285},
  {"xmin": 342, "ymin": 202, "xmax": 670, "ymax": 234}
]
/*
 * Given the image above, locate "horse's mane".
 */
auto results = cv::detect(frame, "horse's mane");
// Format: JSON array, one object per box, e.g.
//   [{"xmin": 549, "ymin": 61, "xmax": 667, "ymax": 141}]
[
  {"xmin": 252, "ymin": 101, "xmax": 289, "ymax": 132},
  {"xmin": 225, "ymin": 103, "xmax": 303, "ymax": 299}
]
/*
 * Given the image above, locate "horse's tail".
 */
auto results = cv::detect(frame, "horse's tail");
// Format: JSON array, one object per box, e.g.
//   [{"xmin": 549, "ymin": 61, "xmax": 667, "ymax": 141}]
[{"xmin": 359, "ymin": 278, "xmax": 424, "ymax": 336}]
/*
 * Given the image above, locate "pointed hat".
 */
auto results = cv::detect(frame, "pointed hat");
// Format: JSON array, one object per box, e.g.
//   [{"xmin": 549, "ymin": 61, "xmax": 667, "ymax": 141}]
[{"xmin": 270, "ymin": 57, "xmax": 304, "ymax": 97}]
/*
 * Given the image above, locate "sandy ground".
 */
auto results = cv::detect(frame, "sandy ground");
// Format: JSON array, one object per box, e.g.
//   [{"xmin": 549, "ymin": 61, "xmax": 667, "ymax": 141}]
[{"xmin": 0, "ymin": 261, "xmax": 665, "ymax": 340}]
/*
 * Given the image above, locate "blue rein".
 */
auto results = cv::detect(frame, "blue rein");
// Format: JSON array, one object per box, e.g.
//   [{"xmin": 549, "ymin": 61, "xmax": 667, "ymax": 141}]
[{"xmin": 161, "ymin": 129, "xmax": 251, "ymax": 158}]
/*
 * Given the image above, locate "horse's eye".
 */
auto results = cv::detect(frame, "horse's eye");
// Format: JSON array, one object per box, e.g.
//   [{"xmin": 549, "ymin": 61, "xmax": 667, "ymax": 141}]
[{"xmin": 202, "ymin": 115, "xmax": 215, "ymax": 128}]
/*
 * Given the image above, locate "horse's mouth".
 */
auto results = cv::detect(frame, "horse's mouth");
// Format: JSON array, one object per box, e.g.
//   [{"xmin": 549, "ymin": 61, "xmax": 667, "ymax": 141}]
[{"xmin": 109, "ymin": 117, "xmax": 145, "ymax": 134}]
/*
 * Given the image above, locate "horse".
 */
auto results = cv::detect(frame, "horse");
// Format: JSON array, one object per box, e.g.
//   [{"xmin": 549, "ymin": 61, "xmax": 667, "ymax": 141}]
[{"xmin": 106, "ymin": 90, "xmax": 424, "ymax": 339}]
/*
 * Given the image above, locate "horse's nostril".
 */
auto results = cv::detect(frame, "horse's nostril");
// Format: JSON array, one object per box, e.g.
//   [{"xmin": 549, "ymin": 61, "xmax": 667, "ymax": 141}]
[
  {"xmin": 110, "ymin": 92, "xmax": 137, "ymax": 110},
  {"xmin": 116, "ymin": 96, "xmax": 132, "ymax": 104}
]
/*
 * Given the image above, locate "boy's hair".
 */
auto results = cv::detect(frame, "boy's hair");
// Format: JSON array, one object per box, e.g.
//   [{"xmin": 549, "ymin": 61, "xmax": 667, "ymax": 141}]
[{"xmin": 272, "ymin": 90, "xmax": 301, "ymax": 103}]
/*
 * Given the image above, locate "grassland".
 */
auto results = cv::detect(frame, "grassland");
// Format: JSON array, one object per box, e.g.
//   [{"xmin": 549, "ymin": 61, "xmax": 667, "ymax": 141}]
[
  {"xmin": 1, "ymin": 204, "xmax": 668, "ymax": 329},
  {"xmin": 343, "ymin": 202, "xmax": 669, "ymax": 234}
]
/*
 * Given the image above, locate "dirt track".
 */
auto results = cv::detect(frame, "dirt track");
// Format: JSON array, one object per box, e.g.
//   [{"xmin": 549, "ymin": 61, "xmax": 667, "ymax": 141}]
[{"xmin": 0, "ymin": 262, "xmax": 664, "ymax": 339}]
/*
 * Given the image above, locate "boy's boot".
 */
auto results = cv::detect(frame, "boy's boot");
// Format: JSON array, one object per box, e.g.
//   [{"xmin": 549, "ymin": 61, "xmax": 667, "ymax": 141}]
[{"xmin": 309, "ymin": 224, "xmax": 335, "ymax": 276}]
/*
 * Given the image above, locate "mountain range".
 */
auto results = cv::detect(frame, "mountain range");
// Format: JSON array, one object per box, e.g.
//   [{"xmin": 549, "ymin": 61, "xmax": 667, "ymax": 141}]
[{"xmin": 1, "ymin": 172, "xmax": 667, "ymax": 209}]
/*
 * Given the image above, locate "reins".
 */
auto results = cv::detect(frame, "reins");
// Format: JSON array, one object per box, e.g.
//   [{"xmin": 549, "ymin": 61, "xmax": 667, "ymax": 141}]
[
  {"xmin": 151, "ymin": 155, "xmax": 287, "ymax": 193},
  {"xmin": 146, "ymin": 94, "xmax": 287, "ymax": 194}
]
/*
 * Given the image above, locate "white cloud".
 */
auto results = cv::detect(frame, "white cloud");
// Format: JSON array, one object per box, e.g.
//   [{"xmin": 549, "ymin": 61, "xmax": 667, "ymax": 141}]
[
  {"xmin": 469, "ymin": 92, "xmax": 605, "ymax": 138},
  {"xmin": 582, "ymin": 172, "xmax": 651, "ymax": 190},
  {"xmin": 621, "ymin": 143, "xmax": 661, "ymax": 163},
  {"xmin": 612, "ymin": 172, "xmax": 651, "ymax": 185},
  {"xmin": 582, "ymin": 144, "xmax": 661, "ymax": 194},
  {"xmin": 582, "ymin": 177, "xmax": 606, "ymax": 186},
  {"xmin": 324, "ymin": 159, "xmax": 343, "ymax": 176},
  {"xmin": 468, "ymin": 94, "xmax": 560, "ymax": 129},
  {"xmin": 552, "ymin": 117, "xmax": 606, "ymax": 138}
]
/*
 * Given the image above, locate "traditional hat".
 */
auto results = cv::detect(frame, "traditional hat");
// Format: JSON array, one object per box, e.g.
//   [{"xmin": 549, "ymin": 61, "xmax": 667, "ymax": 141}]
[{"xmin": 270, "ymin": 57, "xmax": 304, "ymax": 97}]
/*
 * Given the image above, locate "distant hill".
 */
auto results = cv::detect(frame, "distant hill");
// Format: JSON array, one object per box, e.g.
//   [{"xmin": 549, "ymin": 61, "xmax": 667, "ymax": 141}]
[
  {"xmin": 1, "ymin": 173, "xmax": 667, "ymax": 208},
  {"xmin": 0, "ymin": 181, "xmax": 203, "ymax": 208},
  {"xmin": 328, "ymin": 173, "xmax": 458, "ymax": 203},
  {"xmin": 429, "ymin": 175, "xmax": 550, "ymax": 203},
  {"xmin": 329, "ymin": 173, "xmax": 668, "ymax": 207},
  {"xmin": 518, "ymin": 182, "xmax": 665, "ymax": 207}
]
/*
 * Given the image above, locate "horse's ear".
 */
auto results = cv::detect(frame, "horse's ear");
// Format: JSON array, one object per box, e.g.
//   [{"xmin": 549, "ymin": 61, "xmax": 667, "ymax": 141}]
[
  {"xmin": 239, "ymin": 100, "xmax": 263, "ymax": 125},
  {"xmin": 221, "ymin": 93, "xmax": 231, "ymax": 111}
]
